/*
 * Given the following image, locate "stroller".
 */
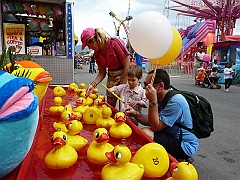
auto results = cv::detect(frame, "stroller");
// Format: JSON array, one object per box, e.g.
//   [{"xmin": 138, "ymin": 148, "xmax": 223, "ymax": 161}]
[{"xmin": 195, "ymin": 66, "xmax": 221, "ymax": 89}]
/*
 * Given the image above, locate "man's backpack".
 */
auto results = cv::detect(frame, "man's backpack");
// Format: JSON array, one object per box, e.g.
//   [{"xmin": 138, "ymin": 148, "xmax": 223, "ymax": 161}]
[{"xmin": 162, "ymin": 86, "xmax": 214, "ymax": 139}]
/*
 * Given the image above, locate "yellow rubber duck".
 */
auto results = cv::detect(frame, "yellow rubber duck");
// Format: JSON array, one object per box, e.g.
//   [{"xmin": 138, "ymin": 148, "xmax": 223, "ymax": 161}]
[
  {"xmin": 61, "ymin": 107, "xmax": 78, "ymax": 123},
  {"xmin": 82, "ymin": 106, "xmax": 102, "ymax": 125},
  {"xmin": 49, "ymin": 97, "xmax": 65, "ymax": 115},
  {"xmin": 53, "ymin": 86, "xmax": 66, "ymax": 97},
  {"xmin": 93, "ymin": 97, "xmax": 105, "ymax": 113},
  {"xmin": 65, "ymin": 120, "xmax": 88, "ymax": 150},
  {"xmin": 64, "ymin": 104, "xmax": 82, "ymax": 120},
  {"xmin": 68, "ymin": 83, "xmax": 78, "ymax": 92},
  {"xmin": 87, "ymin": 128, "xmax": 114, "ymax": 164},
  {"xmin": 96, "ymin": 105, "xmax": 115, "ymax": 130},
  {"xmin": 78, "ymin": 83, "xmax": 86, "ymax": 94},
  {"xmin": 74, "ymin": 97, "xmax": 89, "ymax": 114},
  {"xmin": 80, "ymin": 92, "xmax": 93, "ymax": 106},
  {"xmin": 101, "ymin": 142, "xmax": 144, "ymax": 180},
  {"xmin": 89, "ymin": 87, "xmax": 99, "ymax": 101},
  {"xmin": 166, "ymin": 162, "xmax": 198, "ymax": 180},
  {"xmin": 131, "ymin": 142, "xmax": 170, "ymax": 178},
  {"xmin": 44, "ymin": 131, "xmax": 78, "ymax": 169},
  {"xmin": 53, "ymin": 121, "xmax": 68, "ymax": 132},
  {"xmin": 109, "ymin": 112, "xmax": 132, "ymax": 139}
]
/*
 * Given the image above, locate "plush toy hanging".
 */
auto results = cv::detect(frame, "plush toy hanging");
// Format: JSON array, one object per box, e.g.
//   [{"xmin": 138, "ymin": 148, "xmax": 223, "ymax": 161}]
[{"xmin": 23, "ymin": 2, "xmax": 33, "ymax": 15}]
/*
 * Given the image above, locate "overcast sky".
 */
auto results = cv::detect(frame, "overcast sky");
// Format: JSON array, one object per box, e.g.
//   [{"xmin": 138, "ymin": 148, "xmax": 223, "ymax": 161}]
[{"xmin": 72, "ymin": 0, "xmax": 240, "ymax": 45}]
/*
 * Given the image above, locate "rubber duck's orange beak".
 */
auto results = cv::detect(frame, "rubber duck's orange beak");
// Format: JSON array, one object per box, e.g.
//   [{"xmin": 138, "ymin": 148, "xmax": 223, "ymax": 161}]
[
  {"xmin": 105, "ymin": 151, "xmax": 117, "ymax": 163},
  {"xmin": 98, "ymin": 99, "xmax": 105, "ymax": 106},
  {"xmin": 76, "ymin": 100, "xmax": 83, "ymax": 105},
  {"xmin": 65, "ymin": 122, "xmax": 70, "ymax": 129},
  {"xmin": 96, "ymin": 133, "xmax": 109, "ymax": 143},
  {"xmin": 53, "ymin": 137, "xmax": 66, "ymax": 146},
  {"xmin": 69, "ymin": 113, "xmax": 77, "ymax": 120},
  {"xmin": 116, "ymin": 116, "xmax": 125, "ymax": 122}
]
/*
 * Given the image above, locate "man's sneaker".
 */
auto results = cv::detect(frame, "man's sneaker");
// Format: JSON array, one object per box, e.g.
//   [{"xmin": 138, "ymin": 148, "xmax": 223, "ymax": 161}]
[{"xmin": 225, "ymin": 88, "xmax": 229, "ymax": 92}]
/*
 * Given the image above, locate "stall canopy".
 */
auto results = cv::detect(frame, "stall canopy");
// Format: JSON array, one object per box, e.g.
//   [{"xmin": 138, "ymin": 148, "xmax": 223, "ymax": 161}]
[{"xmin": 225, "ymin": 35, "xmax": 240, "ymax": 42}]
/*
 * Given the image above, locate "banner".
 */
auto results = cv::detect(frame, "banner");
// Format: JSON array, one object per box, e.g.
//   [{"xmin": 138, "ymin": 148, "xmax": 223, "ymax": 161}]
[{"xmin": 3, "ymin": 23, "xmax": 25, "ymax": 54}]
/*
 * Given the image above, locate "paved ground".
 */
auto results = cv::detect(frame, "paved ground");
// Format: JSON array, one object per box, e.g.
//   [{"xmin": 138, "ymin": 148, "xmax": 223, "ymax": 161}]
[{"xmin": 74, "ymin": 64, "xmax": 240, "ymax": 180}]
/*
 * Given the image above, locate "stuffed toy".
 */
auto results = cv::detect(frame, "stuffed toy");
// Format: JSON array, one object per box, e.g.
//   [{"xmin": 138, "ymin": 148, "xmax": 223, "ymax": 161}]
[
  {"xmin": 0, "ymin": 70, "xmax": 39, "ymax": 178},
  {"xmin": 8, "ymin": 60, "xmax": 52, "ymax": 100}
]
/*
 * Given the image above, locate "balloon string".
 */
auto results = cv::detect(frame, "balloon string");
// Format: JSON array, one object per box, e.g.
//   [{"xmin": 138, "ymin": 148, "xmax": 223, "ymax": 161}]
[{"xmin": 150, "ymin": 62, "xmax": 158, "ymax": 84}]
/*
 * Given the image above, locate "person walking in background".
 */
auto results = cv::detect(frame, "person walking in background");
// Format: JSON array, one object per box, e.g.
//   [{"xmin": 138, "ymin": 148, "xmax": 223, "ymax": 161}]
[
  {"xmin": 125, "ymin": 69, "xmax": 198, "ymax": 161},
  {"xmin": 224, "ymin": 61, "xmax": 234, "ymax": 92},
  {"xmin": 80, "ymin": 28, "xmax": 130, "ymax": 107},
  {"xmin": 108, "ymin": 65, "xmax": 148, "ymax": 126},
  {"xmin": 194, "ymin": 46, "xmax": 205, "ymax": 83}
]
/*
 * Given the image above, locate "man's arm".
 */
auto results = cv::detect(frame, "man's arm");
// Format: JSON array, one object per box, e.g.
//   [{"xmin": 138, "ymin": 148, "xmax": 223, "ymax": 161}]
[{"xmin": 125, "ymin": 106, "xmax": 150, "ymax": 126}]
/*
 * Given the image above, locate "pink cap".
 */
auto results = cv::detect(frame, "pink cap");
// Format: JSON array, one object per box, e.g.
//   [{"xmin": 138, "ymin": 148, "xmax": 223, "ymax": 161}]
[{"xmin": 81, "ymin": 28, "xmax": 95, "ymax": 50}]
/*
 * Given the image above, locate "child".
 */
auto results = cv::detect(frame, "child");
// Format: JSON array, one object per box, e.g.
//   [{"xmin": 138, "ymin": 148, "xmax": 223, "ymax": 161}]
[
  {"xmin": 108, "ymin": 64, "xmax": 148, "ymax": 126},
  {"xmin": 223, "ymin": 61, "xmax": 233, "ymax": 92},
  {"xmin": 209, "ymin": 67, "xmax": 219, "ymax": 86}
]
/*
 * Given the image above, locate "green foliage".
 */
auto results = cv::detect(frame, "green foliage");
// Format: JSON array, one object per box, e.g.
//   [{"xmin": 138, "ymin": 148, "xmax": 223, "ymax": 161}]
[
  {"xmin": 20, "ymin": 51, "xmax": 33, "ymax": 61},
  {"xmin": 0, "ymin": 47, "xmax": 9, "ymax": 69},
  {"xmin": 0, "ymin": 47, "xmax": 17, "ymax": 73}
]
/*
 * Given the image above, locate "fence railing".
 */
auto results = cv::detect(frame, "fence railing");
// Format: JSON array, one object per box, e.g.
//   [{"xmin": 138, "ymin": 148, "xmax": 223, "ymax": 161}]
[{"xmin": 146, "ymin": 61, "xmax": 195, "ymax": 79}]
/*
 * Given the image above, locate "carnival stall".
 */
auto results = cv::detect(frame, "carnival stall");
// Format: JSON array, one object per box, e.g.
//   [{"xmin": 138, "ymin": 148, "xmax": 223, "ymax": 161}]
[{"xmin": 0, "ymin": 0, "xmax": 74, "ymax": 84}]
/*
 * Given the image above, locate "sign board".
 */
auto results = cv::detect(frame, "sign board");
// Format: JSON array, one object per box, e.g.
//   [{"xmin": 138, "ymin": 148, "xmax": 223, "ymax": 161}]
[{"xmin": 3, "ymin": 23, "xmax": 25, "ymax": 54}]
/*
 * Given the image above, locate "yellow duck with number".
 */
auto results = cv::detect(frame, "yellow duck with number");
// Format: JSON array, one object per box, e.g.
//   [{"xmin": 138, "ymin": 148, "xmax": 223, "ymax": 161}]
[
  {"xmin": 44, "ymin": 131, "xmax": 78, "ymax": 169},
  {"xmin": 132, "ymin": 142, "xmax": 170, "ymax": 178},
  {"xmin": 96, "ymin": 105, "xmax": 115, "ymax": 130},
  {"xmin": 109, "ymin": 112, "xmax": 132, "ymax": 139},
  {"xmin": 87, "ymin": 128, "xmax": 114, "ymax": 164},
  {"xmin": 82, "ymin": 106, "xmax": 102, "ymax": 125},
  {"xmin": 49, "ymin": 96, "xmax": 65, "ymax": 115},
  {"xmin": 101, "ymin": 143, "xmax": 144, "ymax": 180},
  {"xmin": 166, "ymin": 162, "xmax": 198, "ymax": 180},
  {"xmin": 74, "ymin": 97, "xmax": 89, "ymax": 114}
]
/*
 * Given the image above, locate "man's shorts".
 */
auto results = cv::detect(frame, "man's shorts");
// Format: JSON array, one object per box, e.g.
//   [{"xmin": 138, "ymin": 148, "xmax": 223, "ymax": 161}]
[{"xmin": 154, "ymin": 131, "xmax": 189, "ymax": 160}]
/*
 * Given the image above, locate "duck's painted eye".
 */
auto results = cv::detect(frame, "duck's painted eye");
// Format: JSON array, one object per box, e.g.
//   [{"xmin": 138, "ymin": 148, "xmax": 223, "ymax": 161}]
[
  {"xmin": 63, "ymin": 135, "xmax": 67, "ymax": 141},
  {"xmin": 95, "ymin": 132, "xmax": 100, "ymax": 138},
  {"xmin": 66, "ymin": 113, "xmax": 71, "ymax": 119},
  {"xmin": 173, "ymin": 166, "xmax": 178, "ymax": 173},
  {"xmin": 115, "ymin": 152, "xmax": 122, "ymax": 159},
  {"xmin": 50, "ymin": 136, "xmax": 54, "ymax": 141},
  {"xmin": 69, "ymin": 123, "xmax": 73, "ymax": 128}
]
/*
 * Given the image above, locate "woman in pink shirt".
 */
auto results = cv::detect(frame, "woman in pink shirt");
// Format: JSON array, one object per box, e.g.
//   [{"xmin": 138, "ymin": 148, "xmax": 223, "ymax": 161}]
[{"xmin": 81, "ymin": 28, "xmax": 130, "ymax": 107}]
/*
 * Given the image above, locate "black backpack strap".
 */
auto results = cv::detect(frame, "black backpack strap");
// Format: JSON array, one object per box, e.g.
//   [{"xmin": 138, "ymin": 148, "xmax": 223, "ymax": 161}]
[
  {"xmin": 162, "ymin": 86, "xmax": 193, "ymax": 132},
  {"xmin": 162, "ymin": 89, "xmax": 178, "ymax": 109}
]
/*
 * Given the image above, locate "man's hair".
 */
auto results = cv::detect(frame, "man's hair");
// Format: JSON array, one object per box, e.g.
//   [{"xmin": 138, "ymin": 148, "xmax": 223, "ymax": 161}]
[
  {"xmin": 127, "ymin": 64, "xmax": 142, "ymax": 79},
  {"xmin": 148, "ymin": 69, "xmax": 170, "ymax": 90}
]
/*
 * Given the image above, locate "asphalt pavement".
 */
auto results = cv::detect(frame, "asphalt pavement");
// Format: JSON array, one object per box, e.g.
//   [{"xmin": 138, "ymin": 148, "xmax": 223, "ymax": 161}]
[{"xmin": 74, "ymin": 64, "xmax": 240, "ymax": 180}]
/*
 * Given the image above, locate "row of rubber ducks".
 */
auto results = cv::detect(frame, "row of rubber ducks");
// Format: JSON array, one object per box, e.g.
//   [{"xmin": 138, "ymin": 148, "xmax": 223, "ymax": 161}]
[{"xmin": 45, "ymin": 83, "xmax": 198, "ymax": 180}]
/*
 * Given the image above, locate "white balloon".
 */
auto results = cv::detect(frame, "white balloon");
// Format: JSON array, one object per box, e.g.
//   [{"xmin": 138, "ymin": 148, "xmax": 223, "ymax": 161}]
[{"xmin": 129, "ymin": 11, "xmax": 173, "ymax": 59}]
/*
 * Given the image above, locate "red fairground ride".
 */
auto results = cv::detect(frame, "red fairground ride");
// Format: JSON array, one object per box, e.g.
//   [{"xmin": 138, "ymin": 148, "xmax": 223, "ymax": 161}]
[{"xmin": 168, "ymin": 0, "xmax": 240, "ymax": 42}]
